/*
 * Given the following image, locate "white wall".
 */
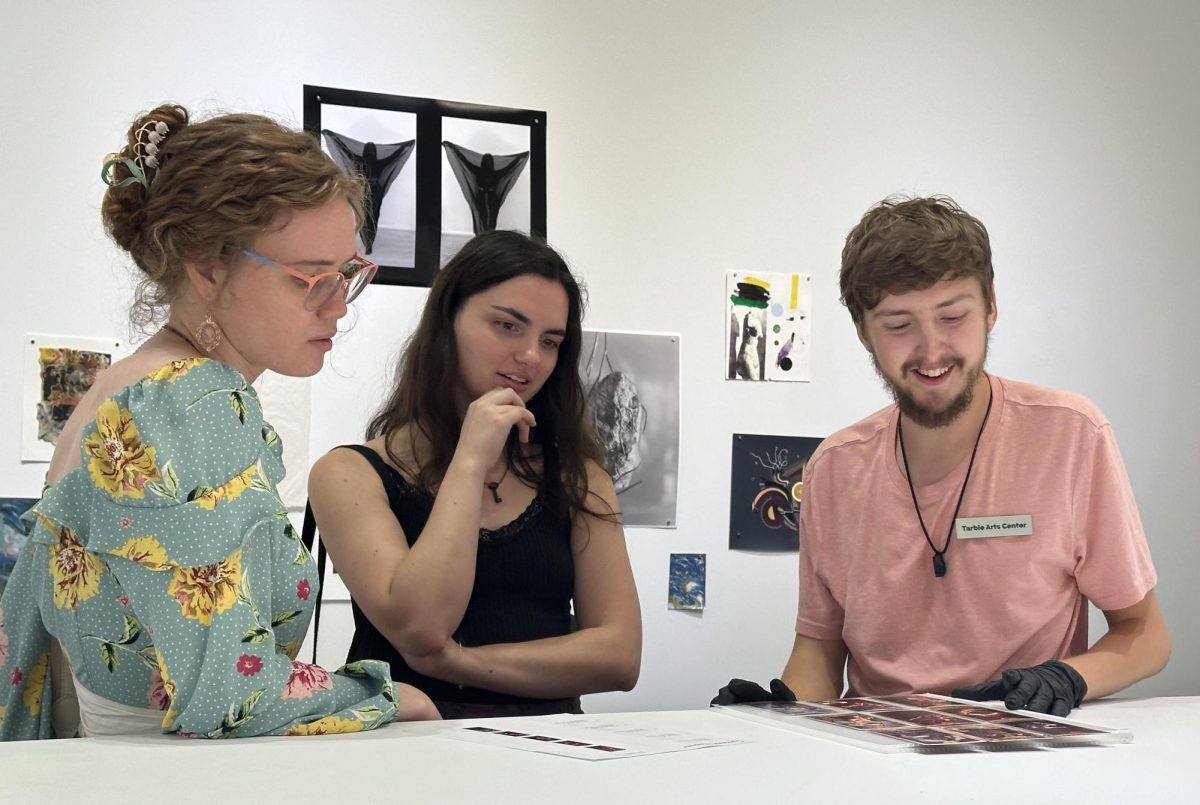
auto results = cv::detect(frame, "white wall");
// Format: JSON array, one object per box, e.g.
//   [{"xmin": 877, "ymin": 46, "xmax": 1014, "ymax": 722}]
[{"xmin": 3, "ymin": 1, "xmax": 1197, "ymax": 713}]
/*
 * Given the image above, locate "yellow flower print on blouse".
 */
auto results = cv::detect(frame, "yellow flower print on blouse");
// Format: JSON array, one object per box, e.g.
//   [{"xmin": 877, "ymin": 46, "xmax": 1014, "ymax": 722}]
[
  {"xmin": 83, "ymin": 399, "xmax": 161, "ymax": 499},
  {"xmin": 154, "ymin": 648, "xmax": 179, "ymax": 728},
  {"xmin": 37, "ymin": 513, "xmax": 103, "ymax": 610},
  {"xmin": 283, "ymin": 714, "xmax": 366, "ymax": 736},
  {"xmin": 187, "ymin": 465, "xmax": 259, "ymax": 511},
  {"xmin": 111, "ymin": 536, "xmax": 172, "ymax": 571},
  {"xmin": 145, "ymin": 357, "xmax": 207, "ymax": 383},
  {"xmin": 23, "ymin": 652, "xmax": 49, "ymax": 716},
  {"xmin": 167, "ymin": 551, "xmax": 243, "ymax": 626},
  {"xmin": 153, "ymin": 648, "xmax": 176, "ymax": 700}
]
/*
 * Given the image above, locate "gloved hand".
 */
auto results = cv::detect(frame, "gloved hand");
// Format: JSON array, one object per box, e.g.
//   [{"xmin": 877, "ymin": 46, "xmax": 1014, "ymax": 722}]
[
  {"xmin": 711, "ymin": 678, "xmax": 797, "ymax": 706},
  {"xmin": 951, "ymin": 660, "xmax": 1087, "ymax": 716}
]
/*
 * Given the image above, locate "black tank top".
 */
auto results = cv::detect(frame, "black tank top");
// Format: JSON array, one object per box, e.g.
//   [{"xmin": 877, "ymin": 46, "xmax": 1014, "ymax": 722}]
[{"xmin": 337, "ymin": 445, "xmax": 580, "ymax": 712}]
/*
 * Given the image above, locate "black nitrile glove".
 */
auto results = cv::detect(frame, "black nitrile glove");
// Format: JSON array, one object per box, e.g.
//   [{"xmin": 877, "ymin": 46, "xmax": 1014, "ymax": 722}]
[
  {"xmin": 711, "ymin": 678, "xmax": 797, "ymax": 706},
  {"xmin": 951, "ymin": 660, "xmax": 1087, "ymax": 716}
]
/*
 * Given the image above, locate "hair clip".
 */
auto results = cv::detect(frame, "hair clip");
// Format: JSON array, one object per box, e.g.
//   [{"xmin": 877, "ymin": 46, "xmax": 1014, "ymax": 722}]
[
  {"xmin": 101, "ymin": 154, "xmax": 149, "ymax": 188},
  {"xmin": 134, "ymin": 121, "xmax": 170, "ymax": 170},
  {"xmin": 101, "ymin": 120, "xmax": 171, "ymax": 189}
]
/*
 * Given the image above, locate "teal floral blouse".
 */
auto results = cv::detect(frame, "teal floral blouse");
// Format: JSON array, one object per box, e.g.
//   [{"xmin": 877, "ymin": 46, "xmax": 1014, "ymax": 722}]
[{"xmin": 0, "ymin": 358, "xmax": 397, "ymax": 740}]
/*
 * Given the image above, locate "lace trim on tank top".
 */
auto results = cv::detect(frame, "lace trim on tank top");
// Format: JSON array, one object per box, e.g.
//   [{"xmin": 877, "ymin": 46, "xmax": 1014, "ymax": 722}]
[{"xmin": 386, "ymin": 462, "xmax": 547, "ymax": 546}]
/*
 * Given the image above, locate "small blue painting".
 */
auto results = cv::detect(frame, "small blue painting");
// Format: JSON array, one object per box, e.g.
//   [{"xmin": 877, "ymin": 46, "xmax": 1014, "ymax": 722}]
[{"xmin": 668, "ymin": 553, "xmax": 705, "ymax": 611}]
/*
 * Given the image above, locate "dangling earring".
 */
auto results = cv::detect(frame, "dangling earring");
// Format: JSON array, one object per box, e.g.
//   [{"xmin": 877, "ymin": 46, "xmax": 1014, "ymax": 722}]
[{"xmin": 194, "ymin": 312, "xmax": 223, "ymax": 353}]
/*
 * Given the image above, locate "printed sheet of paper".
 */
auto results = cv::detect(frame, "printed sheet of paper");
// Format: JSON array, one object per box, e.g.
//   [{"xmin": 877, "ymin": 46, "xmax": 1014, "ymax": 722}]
[
  {"xmin": 714, "ymin": 694, "xmax": 1131, "ymax": 753},
  {"xmin": 445, "ymin": 715, "xmax": 747, "ymax": 761}
]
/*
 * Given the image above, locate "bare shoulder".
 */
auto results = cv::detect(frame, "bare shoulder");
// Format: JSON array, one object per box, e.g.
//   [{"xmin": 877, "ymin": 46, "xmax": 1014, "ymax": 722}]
[
  {"xmin": 583, "ymin": 458, "xmax": 616, "ymax": 491},
  {"xmin": 310, "ymin": 442, "xmax": 385, "ymax": 487},
  {"xmin": 381, "ymin": 427, "xmax": 425, "ymax": 481},
  {"xmin": 72, "ymin": 348, "xmax": 166, "ymax": 416},
  {"xmin": 310, "ymin": 435, "xmax": 419, "ymax": 493},
  {"xmin": 46, "ymin": 342, "xmax": 195, "ymax": 483},
  {"xmin": 579, "ymin": 458, "xmax": 620, "ymax": 520}
]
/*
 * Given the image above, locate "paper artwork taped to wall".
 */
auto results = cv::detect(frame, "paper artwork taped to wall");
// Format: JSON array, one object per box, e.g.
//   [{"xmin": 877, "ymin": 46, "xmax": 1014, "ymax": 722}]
[
  {"xmin": 726, "ymin": 271, "xmax": 812, "ymax": 382},
  {"xmin": 580, "ymin": 330, "xmax": 680, "ymax": 528},
  {"xmin": 21, "ymin": 334, "xmax": 124, "ymax": 462},
  {"xmin": 729, "ymin": 432, "xmax": 823, "ymax": 551},
  {"xmin": 668, "ymin": 553, "xmax": 706, "ymax": 611},
  {"xmin": 0, "ymin": 497, "xmax": 38, "ymax": 596}
]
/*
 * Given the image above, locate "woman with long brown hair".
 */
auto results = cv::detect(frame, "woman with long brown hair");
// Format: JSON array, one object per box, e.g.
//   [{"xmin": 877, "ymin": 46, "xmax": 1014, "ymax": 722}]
[{"xmin": 309, "ymin": 230, "xmax": 642, "ymax": 718}]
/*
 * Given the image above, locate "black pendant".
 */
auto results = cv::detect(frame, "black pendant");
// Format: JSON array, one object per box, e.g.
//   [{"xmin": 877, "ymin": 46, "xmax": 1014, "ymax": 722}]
[
  {"xmin": 933, "ymin": 552, "xmax": 947, "ymax": 578},
  {"xmin": 485, "ymin": 482, "xmax": 502, "ymax": 504}
]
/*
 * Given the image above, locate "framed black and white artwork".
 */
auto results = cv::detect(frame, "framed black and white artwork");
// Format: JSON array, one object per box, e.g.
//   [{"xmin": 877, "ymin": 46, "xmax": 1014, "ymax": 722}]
[{"xmin": 304, "ymin": 85, "xmax": 547, "ymax": 287}]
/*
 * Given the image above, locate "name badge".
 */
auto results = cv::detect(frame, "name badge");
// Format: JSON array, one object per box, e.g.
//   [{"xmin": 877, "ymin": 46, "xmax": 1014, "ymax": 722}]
[{"xmin": 955, "ymin": 514, "xmax": 1033, "ymax": 540}]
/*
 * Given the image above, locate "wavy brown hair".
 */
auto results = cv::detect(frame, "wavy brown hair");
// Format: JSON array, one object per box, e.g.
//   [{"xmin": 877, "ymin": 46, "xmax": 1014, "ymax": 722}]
[
  {"xmin": 101, "ymin": 103, "xmax": 365, "ymax": 331},
  {"xmin": 367, "ymin": 230, "xmax": 611, "ymax": 522},
  {"xmin": 840, "ymin": 195, "xmax": 993, "ymax": 327}
]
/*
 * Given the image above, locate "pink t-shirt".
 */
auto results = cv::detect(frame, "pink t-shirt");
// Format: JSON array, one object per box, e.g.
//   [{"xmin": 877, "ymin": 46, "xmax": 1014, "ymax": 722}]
[{"xmin": 796, "ymin": 374, "xmax": 1156, "ymax": 697}]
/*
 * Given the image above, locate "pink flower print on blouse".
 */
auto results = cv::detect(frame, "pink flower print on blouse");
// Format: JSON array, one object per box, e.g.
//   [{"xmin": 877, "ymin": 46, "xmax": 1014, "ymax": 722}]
[
  {"xmin": 0, "ymin": 607, "xmax": 7, "ymax": 666},
  {"xmin": 11, "ymin": 666, "xmax": 22, "ymax": 686},
  {"xmin": 146, "ymin": 667, "xmax": 170, "ymax": 710},
  {"xmin": 236, "ymin": 654, "xmax": 263, "ymax": 677},
  {"xmin": 297, "ymin": 579, "xmax": 311, "ymax": 601},
  {"xmin": 281, "ymin": 661, "xmax": 333, "ymax": 700},
  {"xmin": 118, "ymin": 594, "xmax": 130, "ymax": 608},
  {"xmin": 119, "ymin": 516, "xmax": 132, "ymax": 528}
]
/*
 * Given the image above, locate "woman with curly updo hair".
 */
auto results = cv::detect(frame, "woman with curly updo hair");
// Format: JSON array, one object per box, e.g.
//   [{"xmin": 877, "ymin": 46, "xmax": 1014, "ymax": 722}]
[{"xmin": 0, "ymin": 104, "xmax": 437, "ymax": 741}]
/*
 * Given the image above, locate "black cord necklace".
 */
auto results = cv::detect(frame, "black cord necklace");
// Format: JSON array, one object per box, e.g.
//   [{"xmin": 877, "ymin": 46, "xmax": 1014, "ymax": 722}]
[
  {"xmin": 484, "ymin": 463, "xmax": 510, "ymax": 504},
  {"xmin": 161, "ymin": 322, "xmax": 201, "ymax": 353},
  {"xmin": 898, "ymin": 386, "xmax": 993, "ymax": 578}
]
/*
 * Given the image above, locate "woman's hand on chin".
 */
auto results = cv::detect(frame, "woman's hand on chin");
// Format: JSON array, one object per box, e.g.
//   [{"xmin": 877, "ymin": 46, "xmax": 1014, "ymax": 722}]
[{"xmin": 455, "ymin": 387, "xmax": 536, "ymax": 472}]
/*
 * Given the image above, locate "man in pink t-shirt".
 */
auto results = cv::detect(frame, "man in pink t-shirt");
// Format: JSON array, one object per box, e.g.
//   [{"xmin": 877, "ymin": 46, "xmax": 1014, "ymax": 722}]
[{"xmin": 717, "ymin": 196, "xmax": 1169, "ymax": 715}]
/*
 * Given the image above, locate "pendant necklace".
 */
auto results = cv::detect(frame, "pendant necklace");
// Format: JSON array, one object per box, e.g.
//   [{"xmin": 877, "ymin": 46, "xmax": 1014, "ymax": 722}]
[
  {"xmin": 898, "ymin": 387, "xmax": 993, "ymax": 578},
  {"xmin": 161, "ymin": 322, "xmax": 201, "ymax": 353},
  {"xmin": 484, "ymin": 463, "xmax": 510, "ymax": 504}
]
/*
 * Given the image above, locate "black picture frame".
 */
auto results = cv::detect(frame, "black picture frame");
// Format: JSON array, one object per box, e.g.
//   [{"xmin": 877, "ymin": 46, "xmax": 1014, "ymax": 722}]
[{"xmin": 303, "ymin": 85, "xmax": 547, "ymax": 287}]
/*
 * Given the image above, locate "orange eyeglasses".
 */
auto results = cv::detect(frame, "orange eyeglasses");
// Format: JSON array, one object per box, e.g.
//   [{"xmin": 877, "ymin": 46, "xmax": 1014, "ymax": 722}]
[{"xmin": 242, "ymin": 248, "xmax": 378, "ymax": 311}]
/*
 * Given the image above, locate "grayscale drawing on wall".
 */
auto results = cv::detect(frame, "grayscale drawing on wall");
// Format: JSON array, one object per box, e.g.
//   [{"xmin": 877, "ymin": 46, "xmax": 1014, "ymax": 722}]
[{"xmin": 580, "ymin": 330, "xmax": 680, "ymax": 528}]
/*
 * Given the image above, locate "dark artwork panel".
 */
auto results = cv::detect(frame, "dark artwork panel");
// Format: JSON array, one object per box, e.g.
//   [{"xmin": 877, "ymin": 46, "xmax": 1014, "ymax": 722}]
[{"xmin": 728, "ymin": 432, "xmax": 822, "ymax": 551}]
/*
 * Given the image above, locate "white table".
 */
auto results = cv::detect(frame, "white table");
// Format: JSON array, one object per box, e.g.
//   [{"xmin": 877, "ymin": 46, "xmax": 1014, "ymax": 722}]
[{"xmin": 3, "ymin": 697, "xmax": 1197, "ymax": 804}]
